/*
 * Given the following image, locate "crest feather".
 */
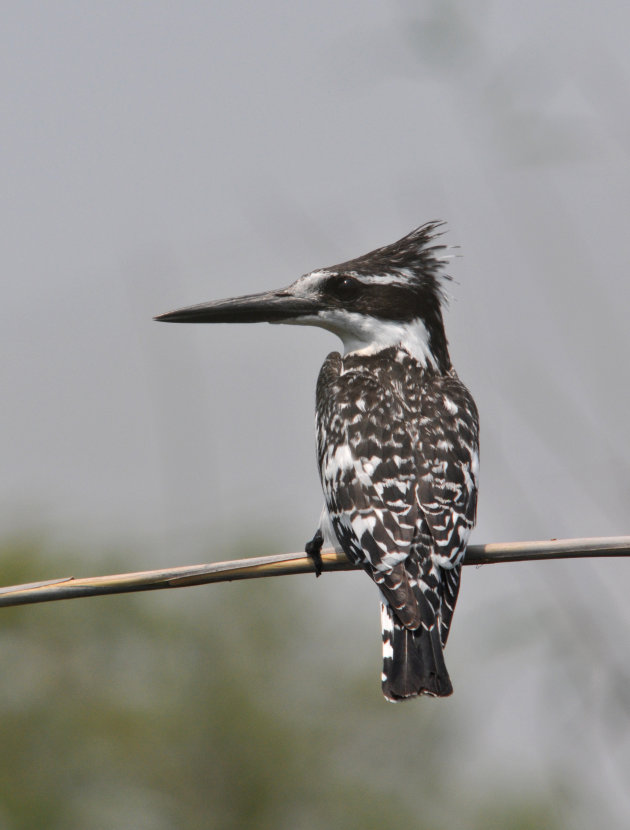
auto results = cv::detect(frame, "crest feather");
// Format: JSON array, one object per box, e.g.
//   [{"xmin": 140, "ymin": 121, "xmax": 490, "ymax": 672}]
[{"xmin": 328, "ymin": 221, "xmax": 452, "ymax": 299}]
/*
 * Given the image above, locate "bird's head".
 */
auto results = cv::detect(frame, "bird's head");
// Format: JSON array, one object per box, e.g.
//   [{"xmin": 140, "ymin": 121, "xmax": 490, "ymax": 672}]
[{"xmin": 155, "ymin": 221, "xmax": 453, "ymax": 371}]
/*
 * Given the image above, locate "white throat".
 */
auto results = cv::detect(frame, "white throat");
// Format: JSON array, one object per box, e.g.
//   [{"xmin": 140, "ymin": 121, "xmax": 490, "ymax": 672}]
[{"xmin": 289, "ymin": 310, "xmax": 437, "ymax": 369}]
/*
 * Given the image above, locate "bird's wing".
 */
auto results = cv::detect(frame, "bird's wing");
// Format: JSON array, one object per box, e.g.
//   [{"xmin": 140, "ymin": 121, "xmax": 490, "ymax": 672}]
[
  {"xmin": 316, "ymin": 353, "xmax": 428, "ymax": 630},
  {"xmin": 415, "ymin": 372, "xmax": 479, "ymax": 567},
  {"xmin": 413, "ymin": 372, "xmax": 479, "ymax": 643}
]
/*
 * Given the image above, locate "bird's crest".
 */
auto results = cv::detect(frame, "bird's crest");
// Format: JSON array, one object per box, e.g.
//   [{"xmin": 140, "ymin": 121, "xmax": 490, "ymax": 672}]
[{"xmin": 327, "ymin": 221, "xmax": 453, "ymax": 301}]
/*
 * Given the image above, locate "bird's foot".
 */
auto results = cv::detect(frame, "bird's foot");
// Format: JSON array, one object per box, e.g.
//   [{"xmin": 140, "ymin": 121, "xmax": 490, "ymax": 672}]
[{"xmin": 305, "ymin": 529, "xmax": 324, "ymax": 577}]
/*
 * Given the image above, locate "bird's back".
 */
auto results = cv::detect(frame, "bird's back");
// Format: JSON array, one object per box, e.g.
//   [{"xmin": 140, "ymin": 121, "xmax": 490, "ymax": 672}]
[{"xmin": 315, "ymin": 346, "xmax": 479, "ymax": 698}]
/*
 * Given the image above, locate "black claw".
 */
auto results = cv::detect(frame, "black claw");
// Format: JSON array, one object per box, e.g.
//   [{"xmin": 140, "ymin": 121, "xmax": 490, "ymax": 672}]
[{"xmin": 305, "ymin": 529, "xmax": 324, "ymax": 577}]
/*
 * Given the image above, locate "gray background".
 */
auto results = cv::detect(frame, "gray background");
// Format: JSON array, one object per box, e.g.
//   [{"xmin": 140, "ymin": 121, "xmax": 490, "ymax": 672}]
[{"xmin": 2, "ymin": 2, "xmax": 630, "ymax": 826}]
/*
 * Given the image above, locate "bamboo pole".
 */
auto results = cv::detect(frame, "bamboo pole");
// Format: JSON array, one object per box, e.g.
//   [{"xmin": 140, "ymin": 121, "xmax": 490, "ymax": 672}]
[{"xmin": 0, "ymin": 536, "xmax": 628, "ymax": 609}]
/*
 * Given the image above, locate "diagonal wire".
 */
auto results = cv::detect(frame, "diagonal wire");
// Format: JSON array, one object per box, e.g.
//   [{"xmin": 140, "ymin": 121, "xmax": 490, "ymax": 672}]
[{"xmin": 0, "ymin": 536, "xmax": 629, "ymax": 609}]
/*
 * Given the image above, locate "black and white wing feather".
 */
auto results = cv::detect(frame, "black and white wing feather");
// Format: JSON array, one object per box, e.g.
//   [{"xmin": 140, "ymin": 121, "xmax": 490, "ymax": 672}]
[{"xmin": 315, "ymin": 348, "xmax": 478, "ymax": 699}]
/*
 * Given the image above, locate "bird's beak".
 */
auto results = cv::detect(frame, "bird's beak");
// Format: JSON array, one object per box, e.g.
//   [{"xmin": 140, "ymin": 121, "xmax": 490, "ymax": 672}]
[{"xmin": 154, "ymin": 287, "xmax": 320, "ymax": 324}]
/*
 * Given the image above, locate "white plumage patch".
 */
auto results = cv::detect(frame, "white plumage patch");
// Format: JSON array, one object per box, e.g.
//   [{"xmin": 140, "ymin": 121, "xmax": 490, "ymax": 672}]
[
  {"xmin": 324, "ymin": 444, "xmax": 354, "ymax": 478},
  {"xmin": 380, "ymin": 600, "xmax": 394, "ymax": 661},
  {"xmin": 314, "ymin": 311, "xmax": 437, "ymax": 369},
  {"xmin": 443, "ymin": 396, "xmax": 459, "ymax": 415}
]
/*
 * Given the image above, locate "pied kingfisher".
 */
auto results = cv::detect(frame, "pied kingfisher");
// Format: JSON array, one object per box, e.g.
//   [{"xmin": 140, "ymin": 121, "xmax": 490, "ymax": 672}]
[{"xmin": 155, "ymin": 222, "xmax": 479, "ymax": 700}]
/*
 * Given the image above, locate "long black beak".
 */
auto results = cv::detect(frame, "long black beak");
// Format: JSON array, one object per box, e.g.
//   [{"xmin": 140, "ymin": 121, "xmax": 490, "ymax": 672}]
[{"xmin": 154, "ymin": 288, "xmax": 319, "ymax": 324}]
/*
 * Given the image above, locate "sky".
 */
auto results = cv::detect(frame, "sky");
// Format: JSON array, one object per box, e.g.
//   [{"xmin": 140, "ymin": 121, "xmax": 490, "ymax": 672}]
[{"xmin": 2, "ymin": 1, "xmax": 630, "ymax": 825}]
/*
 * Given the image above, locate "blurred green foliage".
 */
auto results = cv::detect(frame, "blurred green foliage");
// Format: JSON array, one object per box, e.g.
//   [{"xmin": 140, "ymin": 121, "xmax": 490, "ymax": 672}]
[{"xmin": 0, "ymin": 537, "xmax": 562, "ymax": 830}]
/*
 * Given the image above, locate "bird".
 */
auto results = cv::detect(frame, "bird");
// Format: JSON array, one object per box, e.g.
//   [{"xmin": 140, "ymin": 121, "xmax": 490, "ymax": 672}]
[{"xmin": 155, "ymin": 221, "xmax": 479, "ymax": 700}]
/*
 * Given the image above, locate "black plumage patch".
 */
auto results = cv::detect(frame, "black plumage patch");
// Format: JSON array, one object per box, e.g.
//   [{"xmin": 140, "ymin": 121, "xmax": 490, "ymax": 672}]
[{"xmin": 330, "ymin": 221, "xmax": 449, "ymax": 289}]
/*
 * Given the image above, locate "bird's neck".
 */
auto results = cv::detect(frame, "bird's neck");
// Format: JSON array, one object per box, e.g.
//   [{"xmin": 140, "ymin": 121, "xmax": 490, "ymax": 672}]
[{"xmin": 339, "ymin": 317, "xmax": 450, "ymax": 373}]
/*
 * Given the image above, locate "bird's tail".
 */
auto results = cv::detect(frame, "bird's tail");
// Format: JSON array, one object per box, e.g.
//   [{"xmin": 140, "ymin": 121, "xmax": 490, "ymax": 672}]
[{"xmin": 380, "ymin": 600, "xmax": 453, "ymax": 700}]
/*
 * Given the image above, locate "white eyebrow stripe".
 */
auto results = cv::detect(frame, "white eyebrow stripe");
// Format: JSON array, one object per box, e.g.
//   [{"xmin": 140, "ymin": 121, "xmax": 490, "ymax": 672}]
[{"xmin": 340, "ymin": 269, "xmax": 415, "ymax": 286}]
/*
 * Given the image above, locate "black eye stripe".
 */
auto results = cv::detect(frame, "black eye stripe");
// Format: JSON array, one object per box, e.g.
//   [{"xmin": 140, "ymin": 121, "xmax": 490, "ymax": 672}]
[{"xmin": 324, "ymin": 279, "xmax": 415, "ymax": 317}]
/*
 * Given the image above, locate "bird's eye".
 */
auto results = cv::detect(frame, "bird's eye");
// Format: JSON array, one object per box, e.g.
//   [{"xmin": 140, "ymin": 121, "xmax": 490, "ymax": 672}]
[{"xmin": 327, "ymin": 275, "xmax": 360, "ymax": 301}]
